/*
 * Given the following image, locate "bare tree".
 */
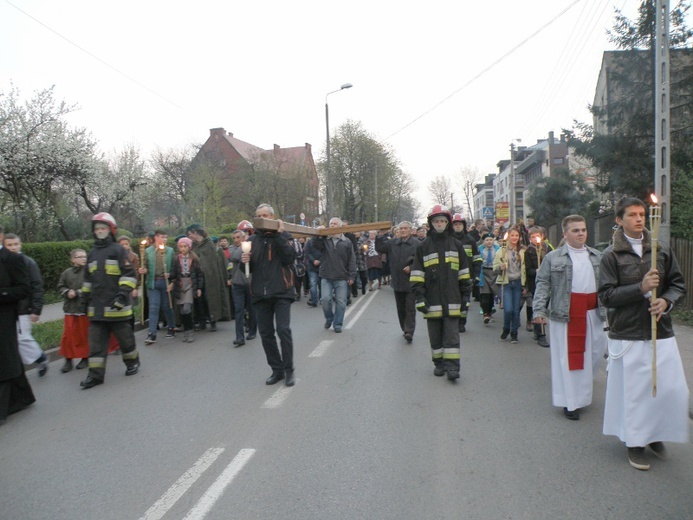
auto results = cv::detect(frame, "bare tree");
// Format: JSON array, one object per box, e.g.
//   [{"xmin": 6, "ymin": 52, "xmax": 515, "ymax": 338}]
[
  {"xmin": 428, "ymin": 175, "xmax": 454, "ymax": 208},
  {"xmin": 457, "ymin": 166, "xmax": 481, "ymax": 220}
]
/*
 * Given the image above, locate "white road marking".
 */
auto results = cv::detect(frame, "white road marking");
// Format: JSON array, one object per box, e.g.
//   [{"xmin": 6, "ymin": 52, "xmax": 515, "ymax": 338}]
[
  {"xmin": 344, "ymin": 290, "xmax": 379, "ymax": 330},
  {"xmin": 261, "ymin": 385, "xmax": 294, "ymax": 408},
  {"xmin": 182, "ymin": 449, "xmax": 256, "ymax": 520},
  {"xmin": 139, "ymin": 447, "xmax": 225, "ymax": 520},
  {"xmin": 309, "ymin": 339, "xmax": 334, "ymax": 357}
]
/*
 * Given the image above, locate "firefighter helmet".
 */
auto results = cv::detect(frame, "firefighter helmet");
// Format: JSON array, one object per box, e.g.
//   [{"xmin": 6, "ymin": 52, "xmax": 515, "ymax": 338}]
[
  {"xmin": 91, "ymin": 212, "xmax": 117, "ymax": 237},
  {"xmin": 237, "ymin": 220, "xmax": 254, "ymax": 234},
  {"xmin": 452, "ymin": 213, "xmax": 465, "ymax": 223},
  {"xmin": 428, "ymin": 204, "xmax": 451, "ymax": 222}
]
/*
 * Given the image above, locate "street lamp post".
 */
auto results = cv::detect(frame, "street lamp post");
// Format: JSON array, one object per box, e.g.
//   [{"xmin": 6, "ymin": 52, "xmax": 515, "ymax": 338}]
[{"xmin": 325, "ymin": 83, "xmax": 353, "ymax": 218}]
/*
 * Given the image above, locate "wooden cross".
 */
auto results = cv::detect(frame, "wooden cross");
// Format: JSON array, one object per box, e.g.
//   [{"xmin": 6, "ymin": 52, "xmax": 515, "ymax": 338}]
[{"xmin": 253, "ymin": 218, "xmax": 392, "ymax": 238}]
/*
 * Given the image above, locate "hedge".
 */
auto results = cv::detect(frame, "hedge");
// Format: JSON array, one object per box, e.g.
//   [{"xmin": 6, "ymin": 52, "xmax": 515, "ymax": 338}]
[{"xmin": 22, "ymin": 240, "xmax": 94, "ymax": 293}]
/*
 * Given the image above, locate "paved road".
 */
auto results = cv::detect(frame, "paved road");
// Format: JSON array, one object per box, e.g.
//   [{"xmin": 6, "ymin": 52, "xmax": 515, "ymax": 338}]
[{"xmin": 4, "ymin": 289, "xmax": 692, "ymax": 519}]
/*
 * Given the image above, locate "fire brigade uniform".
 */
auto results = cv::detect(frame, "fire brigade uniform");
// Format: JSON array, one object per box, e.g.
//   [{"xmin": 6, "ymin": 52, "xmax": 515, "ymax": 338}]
[
  {"xmin": 452, "ymin": 214, "xmax": 481, "ymax": 332},
  {"xmin": 80, "ymin": 213, "xmax": 140, "ymax": 388},
  {"xmin": 410, "ymin": 206, "xmax": 472, "ymax": 380}
]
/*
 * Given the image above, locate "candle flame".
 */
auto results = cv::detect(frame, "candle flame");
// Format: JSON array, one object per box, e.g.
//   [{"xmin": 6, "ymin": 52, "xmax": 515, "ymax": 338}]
[
  {"xmin": 158, "ymin": 244, "xmax": 165, "ymax": 250},
  {"xmin": 141, "ymin": 240, "xmax": 147, "ymax": 245},
  {"xmin": 503, "ymin": 232, "xmax": 509, "ymax": 240},
  {"xmin": 650, "ymin": 193, "xmax": 658, "ymax": 204},
  {"xmin": 534, "ymin": 236, "xmax": 541, "ymax": 244}
]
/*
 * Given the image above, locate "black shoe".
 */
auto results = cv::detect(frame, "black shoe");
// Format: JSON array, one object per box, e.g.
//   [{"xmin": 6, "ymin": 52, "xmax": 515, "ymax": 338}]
[
  {"xmin": 447, "ymin": 370, "xmax": 460, "ymax": 381},
  {"xmin": 144, "ymin": 333, "xmax": 157, "ymax": 345},
  {"xmin": 75, "ymin": 358, "xmax": 88, "ymax": 369},
  {"xmin": 125, "ymin": 362, "xmax": 140, "ymax": 376},
  {"xmin": 307, "ymin": 301, "xmax": 317, "ymax": 307},
  {"xmin": 510, "ymin": 333, "xmax": 518, "ymax": 344},
  {"xmin": 537, "ymin": 335, "xmax": 550, "ymax": 348},
  {"xmin": 265, "ymin": 372, "xmax": 285, "ymax": 385},
  {"xmin": 61, "ymin": 360, "xmax": 73, "ymax": 373},
  {"xmin": 324, "ymin": 320, "xmax": 332, "ymax": 329},
  {"xmin": 80, "ymin": 376, "xmax": 104, "ymax": 389},
  {"xmin": 209, "ymin": 322, "xmax": 217, "ymax": 332},
  {"xmin": 166, "ymin": 328, "xmax": 176, "ymax": 338},
  {"xmin": 285, "ymin": 370, "xmax": 295, "ymax": 387},
  {"xmin": 563, "ymin": 407, "xmax": 580, "ymax": 420},
  {"xmin": 246, "ymin": 334, "xmax": 256, "ymax": 340},
  {"xmin": 433, "ymin": 366, "xmax": 445, "ymax": 377},
  {"xmin": 459, "ymin": 324, "xmax": 466, "ymax": 333},
  {"xmin": 233, "ymin": 339, "xmax": 245, "ymax": 347},
  {"xmin": 37, "ymin": 359, "xmax": 49, "ymax": 377},
  {"xmin": 404, "ymin": 333, "xmax": 413, "ymax": 343},
  {"xmin": 500, "ymin": 329, "xmax": 510, "ymax": 341}
]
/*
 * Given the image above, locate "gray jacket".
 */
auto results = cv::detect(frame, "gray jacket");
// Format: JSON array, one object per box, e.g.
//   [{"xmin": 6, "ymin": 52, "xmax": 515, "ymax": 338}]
[
  {"xmin": 532, "ymin": 244, "xmax": 606, "ymax": 323},
  {"xmin": 317, "ymin": 234, "xmax": 356, "ymax": 281}
]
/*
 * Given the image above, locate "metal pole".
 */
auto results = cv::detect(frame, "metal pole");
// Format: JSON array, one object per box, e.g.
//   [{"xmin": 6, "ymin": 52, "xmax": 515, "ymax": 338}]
[
  {"xmin": 325, "ymin": 101, "xmax": 332, "ymax": 218},
  {"xmin": 509, "ymin": 143, "xmax": 515, "ymax": 226},
  {"xmin": 374, "ymin": 163, "xmax": 378, "ymax": 221},
  {"xmin": 655, "ymin": 0, "xmax": 671, "ymax": 243}
]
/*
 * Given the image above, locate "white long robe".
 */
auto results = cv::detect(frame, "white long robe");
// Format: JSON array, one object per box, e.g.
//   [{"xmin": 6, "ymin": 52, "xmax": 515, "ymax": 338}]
[
  {"xmin": 603, "ymin": 337, "xmax": 689, "ymax": 446},
  {"xmin": 549, "ymin": 246, "xmax": 607, "ymax": 411}
]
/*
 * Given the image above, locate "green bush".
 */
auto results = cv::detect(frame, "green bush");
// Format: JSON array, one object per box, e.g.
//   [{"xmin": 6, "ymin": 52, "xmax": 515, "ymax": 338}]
[{"xmin": 22, "ymin": 240, "xmax": 93, "ymax": 294}]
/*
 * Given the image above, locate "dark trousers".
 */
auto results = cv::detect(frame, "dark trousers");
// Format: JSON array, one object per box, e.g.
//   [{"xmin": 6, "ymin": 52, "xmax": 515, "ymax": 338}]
[
  {"xmin": 353, "ymin": 270, "xmax": 368, "ymax": 296},
  {"xmin": 254, "ymin": 297, "xmax": 293, "ymax": 373},
  {"xmin": 426, "ymin": 317, "xmax": 460, "ymax": 371},
  {"xmin": 394, "ymin": 290, "xmax": 416, "ymax": 335},
  {"xmin": 87, "ymin": 320, "xmax": 139, "ymax": 381},
  {"xmin": 232, "ymin": 284, "xmax": 256, "ymax": 342}
]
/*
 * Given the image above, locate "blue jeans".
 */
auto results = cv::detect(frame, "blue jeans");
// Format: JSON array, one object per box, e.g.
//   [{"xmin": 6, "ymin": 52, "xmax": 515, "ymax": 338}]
[
  {"xmin": 321, "ymin": 278, "xmax": 348, "ymax": 330},
  {"xmin": 307, "ymin": 269, "xmax": 321, "ymax": 305},
  {"xmin": 148, "ymin": 278, "xmax": 176, "ymax": 336},
  {"xmin": 502, "ymin": 279, "xmax": 523, "ymax": 334},
  {"xmin": 232, "ymin": 284, "xmax": 256, "ymax": 342}
]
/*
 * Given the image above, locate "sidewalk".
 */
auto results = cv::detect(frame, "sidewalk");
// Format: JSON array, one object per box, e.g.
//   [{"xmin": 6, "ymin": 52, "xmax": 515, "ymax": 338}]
[{"xmin": 34, "ymin": 303, "xmax": 693, "ymax": 418}]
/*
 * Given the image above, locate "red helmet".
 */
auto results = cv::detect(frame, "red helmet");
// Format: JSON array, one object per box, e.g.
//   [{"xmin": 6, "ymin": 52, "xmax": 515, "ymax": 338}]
[
  {"xmin": 91, "ymin": 212, "xmax": 117, "ymax": 236},
  {"xmin": 452, "ymin": 213, "xmax": 465, "ymax": 223},
  {"xmin": 237, "ymin": 220, "xmax": 254, "ymax": 234},
  {"xmin": 428, "ymin": 204, "xmax": 451, "ymax": 221}
]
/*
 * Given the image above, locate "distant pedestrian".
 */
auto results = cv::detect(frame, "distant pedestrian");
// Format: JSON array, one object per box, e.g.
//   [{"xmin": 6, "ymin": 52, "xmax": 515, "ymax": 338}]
[
  {"xmin": 493, "ymin": 227, "xmax": 526, "ymax": 344},
  {"xmin": 170, "ymin": 237, "xmax": 203, "ymax": 343},
  {"xmin": 376, "ymin": 221, "xmax": 419, "ymax": 343},
  {"xmin": 478, "ymin": 233, "xmax": 499, "ymax": 324},
  {"xmin": 2, "ymin": 233, "xmax": 48, "ymax": 377},
  {"xmin": 140, "ymin": 230, "xmax": 177, "ymax": 343},
  {"xmin": 410, "ymin": 205, "xmax": 472, "ymax": 381},
  {"xmin": 57, "ymin": 249, "xmax": 90, "ymax": 372},
  {"xmin": 229, "ymin": 229, "xmax": 257, "ymax": 346}
]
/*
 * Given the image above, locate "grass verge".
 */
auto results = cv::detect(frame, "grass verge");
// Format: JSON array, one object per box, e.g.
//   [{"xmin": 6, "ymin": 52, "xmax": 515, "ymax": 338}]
[
  {"xmin": 672, "ymin": 307, "xmax": 693, "ymax": 327},
  {"xmin": 32, "ymin": 320, "xmax": 64, "ymax": 351}
]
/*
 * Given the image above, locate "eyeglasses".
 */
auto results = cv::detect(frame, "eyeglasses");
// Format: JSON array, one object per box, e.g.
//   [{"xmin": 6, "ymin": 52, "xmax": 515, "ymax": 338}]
[{"xmin": 74, "ymin": 256, "xmax": 87, "ymax": 259}]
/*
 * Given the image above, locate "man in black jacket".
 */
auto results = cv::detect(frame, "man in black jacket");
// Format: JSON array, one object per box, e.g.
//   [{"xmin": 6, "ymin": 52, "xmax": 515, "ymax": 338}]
[
  {"xmin": 242, "ymin": 204, "xmax": 297, "ymax": 386},
  {"xmin": 599, "ymin": 197, "xmax": 687, "ymax": 471},
  {"xmin": 376, "ymin": 221, "xmax": 419, "ymax": 343},
  {"xmin": 2, "ymin": 233, "xmax": 48, "ymax": 377}
]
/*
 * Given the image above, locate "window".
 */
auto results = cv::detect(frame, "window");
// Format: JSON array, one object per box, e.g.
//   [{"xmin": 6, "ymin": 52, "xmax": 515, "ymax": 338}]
[{"xmin": 553, "ymin": 158, "xmax": 564, "ymax": 165}]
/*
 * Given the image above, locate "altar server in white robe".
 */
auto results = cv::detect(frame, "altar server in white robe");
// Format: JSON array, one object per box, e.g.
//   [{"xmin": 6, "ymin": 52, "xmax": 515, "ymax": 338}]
[
  {"xmin": 599, "ymin": 197, "xmax": 688, "ymax": 471},
  {"xmin": 533, "ymin": 215, "xmax": 607, "ymax": 421}
]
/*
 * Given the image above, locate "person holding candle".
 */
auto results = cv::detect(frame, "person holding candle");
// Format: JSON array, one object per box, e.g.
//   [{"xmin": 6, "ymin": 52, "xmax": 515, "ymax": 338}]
[
  {"xmin": 532, "ymin": 215, "xmax": 607, "ymax": 421},
  {"xmin": 241, "ymin": 203, "xmax": 297, "ymax": 386},
  {"xmin": 140, "ymin": 230, "xmax": 177, "ymax": 344},
  {"xmin": 79, "ymin": 213, "xmax": 140, "ymax": 389},
  {"xmin": 523, "ymin": 226, "xmax": 551, "ymax": 347},
  {"xmin": 228, "ymin": 229, "xmax": 257, "ymax": 347},
  {"xmin": 599, "ymin": 197, "xmax": 688, "ymax": 471}
]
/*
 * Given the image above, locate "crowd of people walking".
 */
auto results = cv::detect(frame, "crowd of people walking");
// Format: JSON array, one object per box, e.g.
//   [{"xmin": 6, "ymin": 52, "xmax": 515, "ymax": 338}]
[{"xmin": 0, "ymin": 198, "xmax": 689, "ymax": 472}]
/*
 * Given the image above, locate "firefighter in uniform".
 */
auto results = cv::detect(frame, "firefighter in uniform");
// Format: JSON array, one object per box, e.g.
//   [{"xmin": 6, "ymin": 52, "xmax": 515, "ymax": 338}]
[
  {"xmin": 451, "ymin": 214, "xmax": 481, "ymax": 333},
  {"xmin": 410, "ymin": 205, "xmax": 472, "ymax": 381},
  {"xmin": 80, "ymin": 213, "xmax": 140, "ymax": 389}
]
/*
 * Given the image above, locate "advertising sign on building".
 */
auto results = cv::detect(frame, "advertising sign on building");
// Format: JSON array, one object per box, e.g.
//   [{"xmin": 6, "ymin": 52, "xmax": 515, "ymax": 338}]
[{"xmin": 495, "ymin": 201, "xmax": 509, "ymax": 225}]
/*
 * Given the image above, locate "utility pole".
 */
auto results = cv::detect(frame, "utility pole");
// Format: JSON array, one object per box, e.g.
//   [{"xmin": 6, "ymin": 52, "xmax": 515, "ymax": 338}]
[
  {"xmin": 509, "ymin": 143, "xmax": 516, "ymax": 225},
  {"xmin": 374, "ymin": 163, "xmax": 378, "ymax": 221},
  {"xmin": 655, "ymin": 0, "xmax": 671, "ymax": 242}
]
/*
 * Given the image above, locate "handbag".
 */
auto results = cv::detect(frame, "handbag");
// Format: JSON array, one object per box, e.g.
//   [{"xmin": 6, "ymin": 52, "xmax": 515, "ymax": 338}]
[{"xmin": 292, "ymin": 262, "xmax": 306, "ymax": 278}]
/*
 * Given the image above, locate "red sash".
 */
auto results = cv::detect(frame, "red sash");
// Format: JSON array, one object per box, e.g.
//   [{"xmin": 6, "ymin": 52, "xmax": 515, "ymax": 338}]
[{"xmin": 567, "ymin": 292, "xmax": 598, "ymax": 371}]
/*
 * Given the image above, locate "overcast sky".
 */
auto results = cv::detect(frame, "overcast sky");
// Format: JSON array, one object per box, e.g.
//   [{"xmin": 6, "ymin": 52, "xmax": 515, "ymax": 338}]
[{"xmin": 1, "ymin": 0, "xmax": 679, "ymax": 211}]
